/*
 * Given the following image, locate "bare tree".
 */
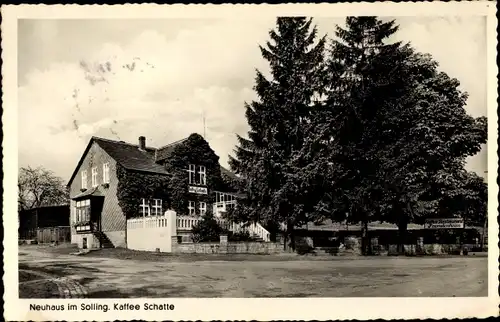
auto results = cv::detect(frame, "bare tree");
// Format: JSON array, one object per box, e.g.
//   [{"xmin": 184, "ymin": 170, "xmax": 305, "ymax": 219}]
[{"xmin": 18, "ymin": 166, "xmax": 69, "ymax": 211}]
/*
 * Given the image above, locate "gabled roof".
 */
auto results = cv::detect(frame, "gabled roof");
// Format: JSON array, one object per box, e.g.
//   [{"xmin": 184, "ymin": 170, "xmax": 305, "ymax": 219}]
[
  {"xmin": 67, "ymin": 136, "xmax": 169, "ymax": 187},
  {"xmin": 67, "ymin": 135, "xmax": 239, "ymax": 188},
  {"xmin": 154, "ymin": 137, "xmax": 189, "ymax": 162}
]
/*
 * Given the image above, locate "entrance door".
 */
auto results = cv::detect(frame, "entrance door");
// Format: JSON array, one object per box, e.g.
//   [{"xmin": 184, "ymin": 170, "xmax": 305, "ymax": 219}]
[{"xmin": 90, "ymin": 197, "xmax": 104, "ymax": 232}]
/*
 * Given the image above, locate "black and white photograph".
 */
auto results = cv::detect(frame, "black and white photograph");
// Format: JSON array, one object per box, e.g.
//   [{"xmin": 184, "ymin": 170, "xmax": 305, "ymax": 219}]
[{"xmin": 2, "ymin": 2, "xmax": 498, "ymax": 321}]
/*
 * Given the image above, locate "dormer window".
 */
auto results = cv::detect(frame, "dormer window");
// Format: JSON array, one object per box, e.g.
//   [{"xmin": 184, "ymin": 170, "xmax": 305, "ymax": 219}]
[{"xmin": 188, "ymin": 164, "xmax": 206, "ymax": 186}]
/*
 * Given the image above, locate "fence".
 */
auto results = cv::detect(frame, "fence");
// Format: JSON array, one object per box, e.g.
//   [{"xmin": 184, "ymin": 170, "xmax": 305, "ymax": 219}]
[{"xmin": 35, "ymin": 226, "xmax": 71, "ymax": 244}]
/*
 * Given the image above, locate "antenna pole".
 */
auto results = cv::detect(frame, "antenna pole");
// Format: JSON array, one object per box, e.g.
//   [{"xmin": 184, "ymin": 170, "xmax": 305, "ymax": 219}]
[{"xmin": 203, "ymin": 110, "xmax": 206, "ymax": 139}]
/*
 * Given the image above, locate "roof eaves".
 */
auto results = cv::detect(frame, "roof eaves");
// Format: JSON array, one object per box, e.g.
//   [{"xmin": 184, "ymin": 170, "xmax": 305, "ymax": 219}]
[{"xmin": 67, "ymin": 137, "xmax": 96, "ymax": 188}]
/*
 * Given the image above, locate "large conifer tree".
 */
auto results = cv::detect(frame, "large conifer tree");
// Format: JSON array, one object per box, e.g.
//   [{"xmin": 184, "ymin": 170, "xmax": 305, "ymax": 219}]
[
  {"xmin": 229, "ymin": 17, "xmax": 325, "ymax": 249},
  {"xmin": 317, "ymin": 17, "xmax": 407, "ymax": 254}
]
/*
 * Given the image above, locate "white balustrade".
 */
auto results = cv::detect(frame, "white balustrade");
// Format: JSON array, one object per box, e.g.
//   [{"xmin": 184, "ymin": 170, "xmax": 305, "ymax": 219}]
[{"xmin": 127, "ymin": 213, "xmax": 271, "ymax": 243}]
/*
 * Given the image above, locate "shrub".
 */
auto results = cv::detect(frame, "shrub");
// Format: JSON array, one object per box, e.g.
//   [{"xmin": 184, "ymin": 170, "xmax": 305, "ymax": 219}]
[
  {"xmin": 228, "ymin": 230, "xmax": 256, "ymax": 242},
  {"xmin": 191, "ymin": 212, "xmax": 226, "ymax": 243}
]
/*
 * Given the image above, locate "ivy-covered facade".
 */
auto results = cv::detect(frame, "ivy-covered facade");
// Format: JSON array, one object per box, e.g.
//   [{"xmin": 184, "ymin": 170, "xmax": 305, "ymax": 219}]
[{"xmin": 67, "ymin": 133, "xmax": 239, "ymax": 249}]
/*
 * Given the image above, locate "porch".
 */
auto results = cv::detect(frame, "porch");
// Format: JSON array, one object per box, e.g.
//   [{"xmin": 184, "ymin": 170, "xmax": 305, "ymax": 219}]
[{"xmin": 125, "ymin": 210, "xmax": 271, "ymax": 253}]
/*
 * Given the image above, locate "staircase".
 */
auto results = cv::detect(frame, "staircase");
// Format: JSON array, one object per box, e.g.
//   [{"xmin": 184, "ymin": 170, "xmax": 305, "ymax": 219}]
[
  {"xmin": 217, "ymin": 220, "xmax": 271, "ymax": 242},
  {"xmin": 246, "ymin": 222, "xmax": 270, "ymax": 242},
  {"xmin": 93, "ymin": 231, "xmax": 114, "ymax": 248},
  {"xmin": 251, "ymin": 233, "xmax": 265, "ymax": 242}
]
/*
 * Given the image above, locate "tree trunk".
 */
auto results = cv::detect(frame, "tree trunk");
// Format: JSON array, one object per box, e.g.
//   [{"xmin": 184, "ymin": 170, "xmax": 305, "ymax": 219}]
[
  {"xmin": 361, "ymin": 220, "xmax": 368, "ymax": 255},
  {"xmin": 481, "ymin": 217, "xmax": 487, "ymax": 251},
  {"xmin": 397, "ymin": 217, "xmax": 408, "ymax": 255},
  {"xmin": 288, "ymin": 222, "xmax": 296, "ymax": 251}
]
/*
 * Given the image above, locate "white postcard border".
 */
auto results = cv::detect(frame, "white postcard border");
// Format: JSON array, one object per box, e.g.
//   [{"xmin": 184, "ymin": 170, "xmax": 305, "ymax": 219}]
[{"xmin": 2, "ymin": 3, "xmax": 498, "ymax": 321}]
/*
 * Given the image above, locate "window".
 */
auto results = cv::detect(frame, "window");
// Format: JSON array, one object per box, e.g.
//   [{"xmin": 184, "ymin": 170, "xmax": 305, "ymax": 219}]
[
  {"xmin": 81, "ymin": 170, "xmax": 87, "ymax": 189},
  {"xmin": 76, "ymin": 200, "xmax": 90, "ymax": 222},
  {"xmin": 91, "ymin": 167, "xmax": 98, "ymax": 187},
  {"xmin": 103, "ymin": 163, "xmax": 110, "ymax": 184},
  {"xmin": 151, "ymin": 199, "xmax": 162, "ymax": 216},
  {"xmin": 188, "ymin": 164, "xmax": 196, "ymax": 184},
  {"xmin": 199, "ymin": 201, "xmax": 207, "ymax": 216},
  {"xmin": 198, "ymin": 166, "xmax": 206, "ymax": 185},
  {"xmin": 139, "ymin": 198, "xmax": 150, "ymax": 217},
  {"xmin": 188, "ymin": 201, "xmax": 196, "ymax": 216},
  {"xmin": 188, "ymin": 164, "xmax": 207, "ymax": 186},
  {"xmin": 139, "ymin": 198, "xmax": 163, "ymax": 216}
]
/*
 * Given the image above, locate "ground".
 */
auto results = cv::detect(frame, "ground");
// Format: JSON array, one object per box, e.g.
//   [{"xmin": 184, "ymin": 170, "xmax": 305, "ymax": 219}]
[{"xmin": 19, "ymin": 245, "xmax": 488, "ymax": 298}]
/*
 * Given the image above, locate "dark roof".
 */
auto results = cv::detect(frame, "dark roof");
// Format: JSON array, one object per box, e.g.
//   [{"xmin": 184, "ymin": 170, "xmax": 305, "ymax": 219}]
[
  {"xmin": 94, "ymin": 137, "xmax": 169, "ymax": 175},
  {"xmin": 296, "ymin": 220, "xmax": 480, "ymax": 231},
  {"xmin": 297, "ymin": 220, "xmax": 424, "ymax": 231},
  {"xmin": 71, "ymin": 186, "xmax": 104, "ymax": 200},
  {"xmin": 67, "ymin": 136, "xmax": 170, "ymax": 187},
  {"xmin": 67, "ymin": 135, "xmax": 239, "ymax": 187},
  {"xmin": 220, "ymin": 166, "xmax": 240, "ymax": 181},
  {"xmin": 155, "ymin": 136, "xmax": 239, "ymax": 181},
  {"xmin": 154, "ymin": 138, "xmax": 188, "ymax": 162}
]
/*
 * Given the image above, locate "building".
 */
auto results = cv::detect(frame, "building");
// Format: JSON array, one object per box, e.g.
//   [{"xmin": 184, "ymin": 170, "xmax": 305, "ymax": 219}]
[
  {"xmin": 67, "ymin": 133, "xmax": 244, "ymax": 249},
  {"xmin": 295, "ymin": 220, "xmax": 484, "ymax": 249},
  {"xmin": 18, "ymin": 205, "xmax": 70, "ymax": 242}
]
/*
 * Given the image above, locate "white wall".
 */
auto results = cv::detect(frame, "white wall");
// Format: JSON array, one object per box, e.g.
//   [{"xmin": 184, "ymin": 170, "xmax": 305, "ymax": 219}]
[{"xmin": 126, "ymin": 210, "xmax": 176, "ymax": 252}]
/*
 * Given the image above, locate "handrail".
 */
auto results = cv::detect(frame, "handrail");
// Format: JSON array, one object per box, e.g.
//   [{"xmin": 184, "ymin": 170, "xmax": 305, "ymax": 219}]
[{"xmin": 127, "ymin": 215, "xmax": 271, "ymax": 242}]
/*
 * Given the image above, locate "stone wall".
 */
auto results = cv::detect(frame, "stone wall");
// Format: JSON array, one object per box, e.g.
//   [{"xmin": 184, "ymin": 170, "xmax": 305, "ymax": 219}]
[
  {"xmin": 386, "ymin": 243, "xmax": 466, "ymax": 256},
  {"xmin": 316, "ymin": 241, "xmax": 473, "ymax": 256},
  {"xmin": 173, "ymin": 241, "xmax": 283, "ymax": 254}
]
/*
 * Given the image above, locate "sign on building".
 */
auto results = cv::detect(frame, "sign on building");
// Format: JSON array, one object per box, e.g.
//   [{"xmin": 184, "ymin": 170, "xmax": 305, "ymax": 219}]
[
  {"xmin": 188, "ymin": 186, "xmax": 208, "ymax": 195},
  {"xmin": 424, "ymin": 218, "xmax": 464, "ymax": 229}
]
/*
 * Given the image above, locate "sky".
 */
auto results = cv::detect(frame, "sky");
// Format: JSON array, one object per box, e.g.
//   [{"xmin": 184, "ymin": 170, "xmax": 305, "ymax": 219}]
[{"xmin": 17, "ymin": 16, "xmax": 487, "ymax": 182}]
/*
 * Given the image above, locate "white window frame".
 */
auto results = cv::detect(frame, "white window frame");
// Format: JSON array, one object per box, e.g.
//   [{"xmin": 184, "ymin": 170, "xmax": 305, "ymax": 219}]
[
  {"xmin": 188, "ymin": 164, "xmax": 196, "ymax": 184},
  {"xmin": 103, "ymin": 163, "xmax": 110, "ymax": 184},
  {"xmin": 139, "ymin": 198, "xmax": 150, "ymax": 217},
  {"xmin": 188, "ymin": 201, "xmax": 196, "ymax": 216},
  {"xmin": 198, "ymin": 165, "xmax": 206, "ymax": 186},
  {"xmin": 151, "ymin": 199, "xmax": 162, "ymax": 216},
  {"xmin": 199, "ymin": 201, "xmax": 207, "ymax": 216},
  {"xmin": 91, "ymin": 167, "xmax": 98, "ymax": 187},
  {"xmin": 81, "ymin": 170, "xmax": 87, "ymax": 189},
  {"xmin": 76, "ymin": 199, "xmax": 90, "ymax": 222}
]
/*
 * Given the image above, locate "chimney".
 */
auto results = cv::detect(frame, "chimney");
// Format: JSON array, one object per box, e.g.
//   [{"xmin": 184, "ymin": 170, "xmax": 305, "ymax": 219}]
[{"xmin": 138, "ymin": 136, "xmax": 146, "ymax": 150}]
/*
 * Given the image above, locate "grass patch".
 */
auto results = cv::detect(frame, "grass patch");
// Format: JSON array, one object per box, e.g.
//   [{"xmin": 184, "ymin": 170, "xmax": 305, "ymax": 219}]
[
  {"xmin": 19, "ymin": 281, "xmax": 60, "ymax": 298},
  {"xmin": 20, "ymin": 243, "xmax": 79, "ymax": 255},
  {"xmin": 19, "ymin": 271, "xmax": 43, "ymax": 283}
]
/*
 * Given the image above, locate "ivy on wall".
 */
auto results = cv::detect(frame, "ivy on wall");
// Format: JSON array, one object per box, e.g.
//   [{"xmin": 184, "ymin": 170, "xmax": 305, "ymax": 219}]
[
  {"xmin": 115, "ymin": 133, "xmax": 230, "ymax": 218},
  {"xmin": 164, "ymin": 133, "xmax": 225, "ymax": 216},
  {"xmin": 116, "ymin": 164, "xmax": 170, "ymax": 218}
]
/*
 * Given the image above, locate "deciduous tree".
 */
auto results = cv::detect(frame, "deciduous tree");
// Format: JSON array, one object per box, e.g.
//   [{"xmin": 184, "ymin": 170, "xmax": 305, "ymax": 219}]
[
  {"xmin": 322, "ymin": 17, "xmax": 487, "ymax": 254},
  {"xmin": 18, "ymin": 166, "xmax": 69, "ymax": 211}
]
